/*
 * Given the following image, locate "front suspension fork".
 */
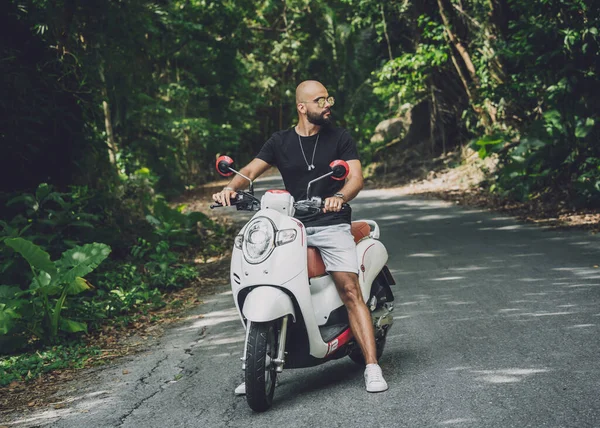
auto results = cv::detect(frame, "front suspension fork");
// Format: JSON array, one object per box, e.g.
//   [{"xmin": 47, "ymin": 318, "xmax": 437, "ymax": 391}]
[
  {"xmin": 241, "ymin": 315, "xmax": 289, "ymax": 373},
  {"xmin": 273, "ymin": 315, "xmax": 289, "ymax": 373}
]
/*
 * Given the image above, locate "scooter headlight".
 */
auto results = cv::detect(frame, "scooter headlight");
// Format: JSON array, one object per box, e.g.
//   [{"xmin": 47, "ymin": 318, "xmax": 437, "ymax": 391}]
[{"xmin": 243, "ymin": 217, "xmax": 275, "ymax": 264}]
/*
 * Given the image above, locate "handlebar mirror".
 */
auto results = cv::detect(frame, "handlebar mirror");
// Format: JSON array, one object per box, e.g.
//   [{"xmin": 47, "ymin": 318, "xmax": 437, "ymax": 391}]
[
  {"xmin": 329, "ymin": 160, "xmax": 349, "ymax": 181},
  {"xmin": 216, "ymin": 155, "xmax": 234, "ymax": 177}
]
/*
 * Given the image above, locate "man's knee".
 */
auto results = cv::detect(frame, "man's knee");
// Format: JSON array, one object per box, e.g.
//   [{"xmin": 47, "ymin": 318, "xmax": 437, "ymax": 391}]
[{"xmin": 332, "ymin": 273, "xmax": 363, "ymax": 306}]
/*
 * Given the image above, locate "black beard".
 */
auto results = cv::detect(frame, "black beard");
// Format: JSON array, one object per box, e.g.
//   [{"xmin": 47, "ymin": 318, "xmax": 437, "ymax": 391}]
[{"xmin": 307, "ymin": 109, "xmax": 332, "ymax": 127}]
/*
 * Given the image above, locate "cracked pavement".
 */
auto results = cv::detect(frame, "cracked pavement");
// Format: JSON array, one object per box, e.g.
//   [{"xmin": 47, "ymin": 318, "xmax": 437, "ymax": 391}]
[{"xmin": 3, "ymin": 178, "xmax": 600, "ymax": 427}]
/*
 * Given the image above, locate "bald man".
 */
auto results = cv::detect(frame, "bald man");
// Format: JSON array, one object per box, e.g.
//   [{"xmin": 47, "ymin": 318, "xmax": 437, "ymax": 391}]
[{"xmin": 213, "ymin": 80, "xmax": 388, "ymax": 393}]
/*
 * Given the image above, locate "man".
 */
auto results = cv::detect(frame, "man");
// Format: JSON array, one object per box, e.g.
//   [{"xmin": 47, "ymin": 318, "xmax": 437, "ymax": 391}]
[{"xmin": 212, "ymin": 80, "xmax": 388, "ymax": 393}]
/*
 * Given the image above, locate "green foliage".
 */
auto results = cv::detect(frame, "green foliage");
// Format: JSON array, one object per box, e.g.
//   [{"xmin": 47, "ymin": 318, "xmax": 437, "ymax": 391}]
[
  {"xmin": 0, "ymin": 343, "xmax": 101, "ymax": 386},
  {"xmin": 1, "ymin": 238, "xmax": 111, "ymax": 349},
  {"xmin": 472, "ymin": 135, "xmax": 506, "ymax": 159}
]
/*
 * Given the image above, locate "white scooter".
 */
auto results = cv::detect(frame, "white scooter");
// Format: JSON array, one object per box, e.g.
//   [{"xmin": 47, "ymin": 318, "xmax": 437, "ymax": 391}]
[{"xmin": 211, "ymin": 156, "xmax": 396, "ymax": 412}]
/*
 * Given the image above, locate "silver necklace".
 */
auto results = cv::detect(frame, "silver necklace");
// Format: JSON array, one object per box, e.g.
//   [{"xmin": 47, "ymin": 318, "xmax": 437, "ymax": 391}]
[{"xmin": 297, "ymin": 133, "xmax": 319, "ymax": 171}]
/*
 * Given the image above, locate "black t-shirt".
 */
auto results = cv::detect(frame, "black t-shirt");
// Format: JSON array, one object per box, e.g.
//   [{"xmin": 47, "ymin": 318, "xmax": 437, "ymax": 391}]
[{"xmin": 256, "ymin": 126, "xmax": 359, "ymax": 227}]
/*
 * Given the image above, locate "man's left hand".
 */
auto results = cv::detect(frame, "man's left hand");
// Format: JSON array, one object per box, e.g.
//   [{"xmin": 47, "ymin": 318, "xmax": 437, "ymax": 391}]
[{"xmin": 323, "ymin": 196, "xmax": 344, "ymax": 213}]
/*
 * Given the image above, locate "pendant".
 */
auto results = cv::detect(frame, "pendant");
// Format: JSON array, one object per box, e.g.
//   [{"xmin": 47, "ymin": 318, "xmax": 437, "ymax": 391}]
[{"xmin": 308, "ymin": 165, "xmax": 315, "ymax": 170}]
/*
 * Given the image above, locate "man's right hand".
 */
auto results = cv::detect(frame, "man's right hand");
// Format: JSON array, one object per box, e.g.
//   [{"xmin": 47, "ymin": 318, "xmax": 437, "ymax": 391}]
[{"xmin": 212, "ymin": 188, "xmax": 237, "ymax": 206}]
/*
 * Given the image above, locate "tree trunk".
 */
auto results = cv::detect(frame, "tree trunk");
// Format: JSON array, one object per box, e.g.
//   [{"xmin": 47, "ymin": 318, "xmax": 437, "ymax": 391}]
[
  {"xmin": 381, "ymin": 4, "xmax": 394, "ymax": 62},
  {"xmin": 436, "ymin": 0, "xmax": 478, "ymax": 83},
  {"xmin": 436, "ymin": 0, "xmax": 496, "ymax": 129},
  {"xmin": 98, "ymin": 63, "xmax": 119, "ymax": 172}
]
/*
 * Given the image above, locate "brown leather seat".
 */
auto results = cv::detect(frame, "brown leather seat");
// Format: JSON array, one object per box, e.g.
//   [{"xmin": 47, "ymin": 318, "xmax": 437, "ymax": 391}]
[
  {"xmin": 351, "ymin": 221, "xmax": 371, "ymax": 243},
  {"xmin": 307, "ymin": 221, "xmax": 371, "ymax": 278}
]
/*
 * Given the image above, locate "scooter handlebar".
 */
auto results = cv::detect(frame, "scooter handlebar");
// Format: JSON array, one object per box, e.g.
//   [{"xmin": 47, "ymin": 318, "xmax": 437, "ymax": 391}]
[
  {"xmin": 210, "ymin": 194, "xmax": 243, "ymax": 209},
  {"xmin": 210, "ymin": 192, "xmax": 260, "ymax": 211}
]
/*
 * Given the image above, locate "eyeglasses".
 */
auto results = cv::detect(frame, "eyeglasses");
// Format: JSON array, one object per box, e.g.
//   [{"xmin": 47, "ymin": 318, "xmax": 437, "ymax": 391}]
[{"xmin": 301, "ymin": 96, "xmax": 335, "ymax": 108}]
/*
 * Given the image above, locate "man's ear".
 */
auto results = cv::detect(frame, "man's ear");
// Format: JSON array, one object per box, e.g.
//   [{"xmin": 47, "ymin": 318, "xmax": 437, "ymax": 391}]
[{"xmin": 297, "ymin": 103, "xmax": 306, "ymax": 114}]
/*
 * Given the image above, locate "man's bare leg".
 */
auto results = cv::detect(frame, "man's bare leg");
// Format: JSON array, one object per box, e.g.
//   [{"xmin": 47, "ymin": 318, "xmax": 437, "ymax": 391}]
[
  {"xmin": 330, "ymin": 272, "xmax": 377, "ymax": 363},
  {"xmin": 331, "ymin": 271, "xmax": 388, "ymax": 392}
]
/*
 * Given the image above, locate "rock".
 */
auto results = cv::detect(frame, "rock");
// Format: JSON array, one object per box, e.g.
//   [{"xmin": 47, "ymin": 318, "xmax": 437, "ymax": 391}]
[{"xmin": 370, "ymin": 118, "xmax": 408, "ymax": 144}]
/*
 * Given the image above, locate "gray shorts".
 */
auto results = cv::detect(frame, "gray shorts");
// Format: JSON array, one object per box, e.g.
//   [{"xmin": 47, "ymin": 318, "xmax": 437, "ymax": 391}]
[{"xmin": 306, "ymin": 223, "xmax": 359, "ymax": 274}]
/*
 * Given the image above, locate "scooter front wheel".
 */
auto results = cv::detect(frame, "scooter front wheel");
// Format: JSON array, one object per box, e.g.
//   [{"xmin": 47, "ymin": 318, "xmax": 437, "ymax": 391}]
[{"xmin": 245, "ymin": 321, "xmax": 278, "ymax": 412}]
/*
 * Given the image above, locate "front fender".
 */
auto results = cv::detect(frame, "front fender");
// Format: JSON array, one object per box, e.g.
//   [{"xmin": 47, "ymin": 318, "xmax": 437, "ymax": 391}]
[{"xmin": 242, "ymin": 286, "xmax": 296, "ymax": 323}]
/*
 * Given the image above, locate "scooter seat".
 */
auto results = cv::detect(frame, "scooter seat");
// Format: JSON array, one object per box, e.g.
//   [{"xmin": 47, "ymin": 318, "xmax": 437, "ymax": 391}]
[
  {"xmin": 307, "ymin": 221, "xmax": 371, "ymax": 278},
  {"xmin": 351, "ymin": 221, "xmax": 371, "ymax": 243}
]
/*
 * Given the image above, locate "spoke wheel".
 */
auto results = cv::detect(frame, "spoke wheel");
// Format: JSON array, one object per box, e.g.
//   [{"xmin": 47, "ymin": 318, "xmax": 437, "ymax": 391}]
[{"xmin": 245, "ymin": 321, "xmax": 278, "ymax": 412}]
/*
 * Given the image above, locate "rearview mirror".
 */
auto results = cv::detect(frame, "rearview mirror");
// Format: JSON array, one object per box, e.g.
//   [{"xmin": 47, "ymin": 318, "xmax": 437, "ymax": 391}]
[
  {"xmin": 329, "ymin": 160, "xmax": 349, "ymax": 181},
  {"xmin": 216, "ymin": 155, "xmax": 234, "ymax": 177}
]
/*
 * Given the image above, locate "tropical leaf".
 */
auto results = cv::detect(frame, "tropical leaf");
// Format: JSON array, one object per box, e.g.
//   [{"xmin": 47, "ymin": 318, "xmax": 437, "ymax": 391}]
[
  {"xmin": 0, "ymin": 303, "xmax": 21, "ymax": 335},
  {"xmin": 4, "ymin": 238, "xmax": 57, "ymax": 275},
  {"xmin": 29, "ymin": 271, "xmax": 54, "ymax": 292},
  {"xmin": 55, "ymin": 243, "xmax": 111, "ymax": 285},
  {"xmin": 6, "ymin": 194, "xmax": 35, "ymax": 208},
  {"xmin": 66, "ymin": 277, "xmax": 94, "ymax": 295},
  {"xmin": 35, "ymin": 183, "xmax": 51, "ymax": 202},
  {"xmin": 0, "ymin": 285, "xmax": 22, "ymax": 300},
  {"xmin": 59, "ymin": 318, "xmax": 88, "ymax": 333}
]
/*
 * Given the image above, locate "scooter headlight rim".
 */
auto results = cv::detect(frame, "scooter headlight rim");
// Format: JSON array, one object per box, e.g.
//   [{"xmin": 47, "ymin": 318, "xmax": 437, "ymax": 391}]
[{"xmin": 242, "ymin": 217, "xmax": 275, "ymax": 264}]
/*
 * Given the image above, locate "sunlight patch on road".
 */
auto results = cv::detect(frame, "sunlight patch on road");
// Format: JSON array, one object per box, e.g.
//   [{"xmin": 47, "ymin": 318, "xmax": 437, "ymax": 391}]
[
  {"xmin": 377, "ymin": 214, "xmax": 413, "ymax": 220},
  {"xmin": 520, "ymin": 311, "xmax": 577, "ymax": 317},
  {"xmin": 567, "ymin": 324, "xmax": 595, "ymax": 329},
  {"xmin": 565, "ymin": 283, "xmax": 600, "ymax": 288},
  {"xmin": 431, "ymin": 276, "xmax": 465, "ymax": 281},
  {"xmin": 553, "ymin": 267, "xmax": 599, "ymax": 277},
  {"xmin": 439, "ymin": 418, "xmax": 477, "ymax": 425},
  {"xmin": 444, "ymin": 301, "xmax": 475, "ymax": 305},
  {"xmin": 198, "ymin": 336, "xmax": 244, "ymax": 347},
  {"xmin": 178, "ymin": 308, "xmax": 240, "ymax": 331},
  {"xmin": 416, "ymin": 214, "xmax": 458, "ymax": 221},
  {"xmin": 408, "ymin": 252, "xmax": 441, "ymax": 257},
  {"xmin": 473, "ymin": 368, "xmax": 549, "ymax": 384},
  {"xmin": 446, "ymin": 366, "xmax": 472, "ymax": 371},
  {"xmin": 7, "ymin": 391, "xmax": 113, "ymax": 426},
  {"xmin": 449, "ymin": 266, "xmax": 490, "ymax": 272},
  {"xmin": 511, "ymin": 253, "xmax": 545, "ymax": 257},
  {"xmin": 479, "ymin": 224, "xmax": 523, "ymax": 231}
]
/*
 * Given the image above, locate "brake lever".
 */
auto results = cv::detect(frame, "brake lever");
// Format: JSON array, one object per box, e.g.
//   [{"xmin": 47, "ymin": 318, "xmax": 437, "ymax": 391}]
[{"xmin": 210, "ymin": 193, "xmax": 243, "ymax": 209}]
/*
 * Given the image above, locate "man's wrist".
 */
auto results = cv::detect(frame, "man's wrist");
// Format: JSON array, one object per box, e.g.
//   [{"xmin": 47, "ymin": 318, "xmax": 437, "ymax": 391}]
[
  {"xmin": 333, "ymin": 192, "xmax": 345, "ymax": 202},
  {"xmin": 223, "ymin": 186, "xmax": 235, "ymax": 192}
]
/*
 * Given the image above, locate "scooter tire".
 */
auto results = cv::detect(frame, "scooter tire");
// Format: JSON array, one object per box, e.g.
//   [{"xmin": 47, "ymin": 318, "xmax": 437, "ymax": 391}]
[{"xmin": 245, "ymin": 321, "xmax": 278, "ymax": 412}]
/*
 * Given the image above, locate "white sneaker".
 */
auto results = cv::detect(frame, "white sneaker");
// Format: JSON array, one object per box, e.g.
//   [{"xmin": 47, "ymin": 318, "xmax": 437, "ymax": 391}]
[
  {"xmin": 234, "ymin": 382, "xmax": 246, "ymax": 396},
  {"xmin": 364, "ymin": 364, "xmax": 388, "ymax": 392}
]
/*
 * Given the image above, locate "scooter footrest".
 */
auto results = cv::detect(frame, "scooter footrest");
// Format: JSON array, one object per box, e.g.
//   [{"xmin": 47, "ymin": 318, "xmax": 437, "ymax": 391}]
[{"xmin": 319, "ymin": 323, "xmax": 349, "ymax": 343}]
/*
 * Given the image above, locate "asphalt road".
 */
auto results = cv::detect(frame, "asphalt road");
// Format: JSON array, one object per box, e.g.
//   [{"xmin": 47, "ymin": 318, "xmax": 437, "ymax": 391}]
[{"xmin": 4, "ymin": 176, "xmax": 600, "ymax": 428}]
